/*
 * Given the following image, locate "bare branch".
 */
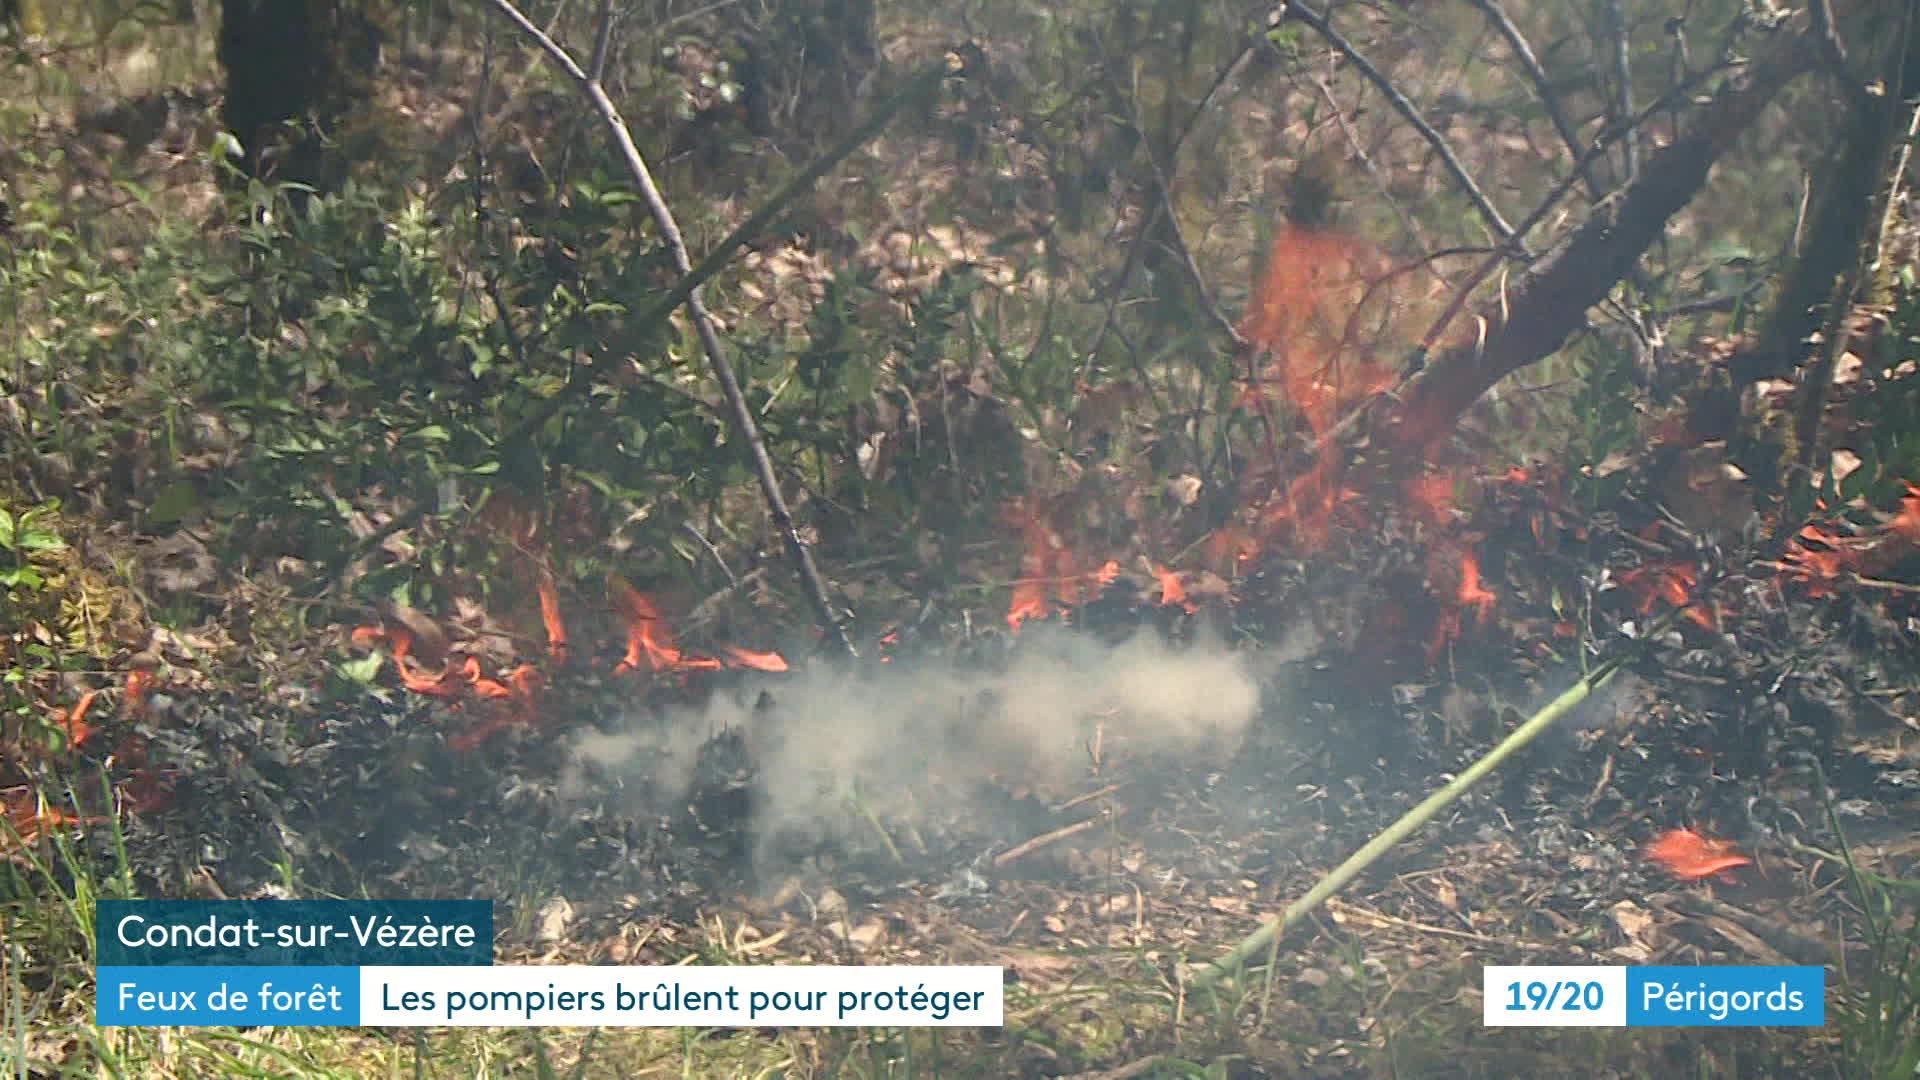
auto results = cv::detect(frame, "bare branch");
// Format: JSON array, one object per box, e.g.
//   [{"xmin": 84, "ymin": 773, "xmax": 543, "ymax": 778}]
[
  {"xmin": 1085, "ymin": 39, "xmax": 1261, "ymax": 368},
  {"xmin": 1106, "ymin": 46, "xmax": 1245, "ymax": 352},
  {"xmin": 1604, "ymin": 0, "xmax": 1639, "ymax": 181},
  {"xmin": 502, "ymin": 62, "xmax": 950, "ymax": 442},
  {"xmin": 483, "ymin": 0, "xmax": 863, "ymax": 656},
  {"xmin": 1377, "ymin": 22, "xmax": 1816, "ymax": 454},
  {"xmin": 1283, "ymin": 0, "xmax": 1518, "ymax": 245},
  {"xmin": 1310, "ymin": 75, "xmax": 1435, "ymax": 267},
  {"xmin": 1738, "ymin": 7, "xmax": 1918, "ymax": 388},
  {"xmin": 1792, "ymin": 7, "xmax": 1919, "ymax": 469},
  {"xmin": 1463, "ymin": 0, "xmax": 1602, "ymax": 200},
  {"xmin": 589, "ymin": 0, "xmax": 615, "ymax": 83}
]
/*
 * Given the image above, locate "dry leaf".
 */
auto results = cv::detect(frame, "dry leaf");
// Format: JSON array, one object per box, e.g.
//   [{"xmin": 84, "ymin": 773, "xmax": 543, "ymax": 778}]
[
  {"xmin": 534, "ymin": 897, "xmax": 573, "ymax": 944},
  {"xmin": 845, "ymin": 920, "xmax": 887, "ymax": 950},
  {"xmin": 1609, "ymin": 899, "xmax": 1655, "ymax": 949}
]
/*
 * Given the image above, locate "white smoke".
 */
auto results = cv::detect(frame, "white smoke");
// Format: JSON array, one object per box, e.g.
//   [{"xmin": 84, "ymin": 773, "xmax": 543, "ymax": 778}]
[{"xmin": 560, "ymin": 625, "xmax": 1270, "ymax": 866}]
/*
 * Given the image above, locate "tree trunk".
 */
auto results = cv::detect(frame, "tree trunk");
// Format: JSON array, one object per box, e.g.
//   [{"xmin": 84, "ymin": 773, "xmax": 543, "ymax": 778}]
[
  {"xmin": 1371, "ymin": 24, "xmax": 1816, "ymax": 457},
  {"xmin": 217, "ymin": 0, "xmax": 383, "ymax": 189}
]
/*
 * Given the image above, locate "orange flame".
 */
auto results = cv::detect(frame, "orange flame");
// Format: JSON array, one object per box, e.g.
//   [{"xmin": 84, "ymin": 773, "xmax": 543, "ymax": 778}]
[
  {"xmin": 446, "ymin": 665, "xmax": 546, "ymax": 751},
  {"xmin": 1153, "ymin": 565, "xmax": 1196, "ymax": 613},
  {"xmin": 1775, "ymin": 484, "xmax": 1920, "ymax": 596},
  {"xmin": 608, "ymin": 575, "xmax": 787, "ymax": 674},
  {"xmin": 1210, "ymin": 462, "xmax": 1364, "ymax": 569},
  {"xmin": 1891, "ymin": 484, "xmax": 1920, "ymax": 542},
  {"xmin": 1427, "ymin": 543, "xmax": 1497, "ymax": 662},
  {"xmin": 1207, "ymin": 526, "xmax": 1262, "ymax": 568},
  {"xmin": 1406, "ymin": 470, "xmax": 1456, "ymax": 525},
  {"xmin": 1208, "ymin": 222, "xmax": 1451, "ymax": 576},
  {"xmin": 1007, "ymin": 583, "xmax": 1049, "ymax": 632},
  {"xmin": 1618, "ymin": 561, "xmax": 1715, "ymax": 630},
  {"xmin": 351, "ymin": 562, "xmax": 786, "ymax": 749},
  {"xmin": 1239, "ymin": 225, "xmax": 1402, "ymax": 436},
  {"xmin": 1003, "ymin": 500, "xmax": 1122, "ymax": 630},
  {"xmin": 539, "ymin": 576, "xmax": 569, "ymax": 666},
  {"xmin": 2, "ymin": 790, "xmax": 94, "ymax": 849},
  {"xmin": 1779, "ymin": 523, "xmax": 1854, "ymax": 597},
  {"xmin": 123, "ymin": 671, "xmax": 155, "ymax": 716},
  {"xmin": 1007, "ymin": 499, "xmax": 1059, "ymax": 631},
  {"xmin": 1457, "ymin": 551, "xmax": 1496, "ymax": 621},
  {"xmin": 62, "ymin": 690, "xmax": 101, "ymax": 750},
  {"xmin": 722, "ymin": 646, "xmax": 790, "ymax": 673},
  {"xmin": 348, "ymin": 623, "xmax": 547, "ymax": 747},
  {"xmin": 1646, "ymin": 828, "xmax": 1751, "ymax": 880},
  {"xmin": 610, "ymin": 576, "xmax": 684, "ymax": 673}
]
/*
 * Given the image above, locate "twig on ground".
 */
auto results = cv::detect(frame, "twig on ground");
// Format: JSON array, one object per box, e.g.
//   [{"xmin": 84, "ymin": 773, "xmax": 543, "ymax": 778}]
[
  {"xmin": 994, "ymin": 809, "xmax": 1114, "ymax": 869},
  {"xmin": 1054, "ymin": 783, "xmax": 1126, "ymax": 814},
  {"xmin": 1322, "ymin": 896, "xmax": 1502, "ymax": 945},
  {"xmin": 851, "ymin": 794, "xmax": 904, "ymax": 865}
]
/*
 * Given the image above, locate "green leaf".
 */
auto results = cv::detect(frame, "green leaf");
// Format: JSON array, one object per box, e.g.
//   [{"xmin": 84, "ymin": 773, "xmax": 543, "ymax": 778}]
[
  {"xmin": 147, "ymin": 482, "xmax": 202, "ymax": 525},
  {"xmin": 1786, "ymin": 476, "xmax": 1817, "ymax": 523},
  {"xmin": 16, "ymin": 529, "xmax": 65, "ymax": 553},
  {"xmin": 336, "ymin": 653, "xmax": 385, "ymax": 685},
  {"xmin": 0, "ymin": 510, "xmax": 13, "ymax": 550}
]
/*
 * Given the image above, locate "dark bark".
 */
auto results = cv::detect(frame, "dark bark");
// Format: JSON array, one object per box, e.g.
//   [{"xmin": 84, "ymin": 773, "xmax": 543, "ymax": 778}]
[
  {"xmin": 217, "ymin": 0, "xmax": 384, "ymax": 188},
  {"xmin": 1736, "ymin": 2, "xmax": 1919, "ymax": 408},
  {"xmin": 1734, "ymin": 97, "xmax": 1898, "ymax": 390},
  {"xmin": 1374, "ymin": 25, "xmax": 1816, "ymax": 456}
]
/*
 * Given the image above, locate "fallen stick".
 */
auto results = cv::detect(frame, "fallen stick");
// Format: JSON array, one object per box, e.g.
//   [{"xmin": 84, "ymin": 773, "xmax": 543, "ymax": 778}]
[
  {"xmin": 1055, "ymin": 782, "xmax": 1126, "ymax": 814},
  {"xmin": 994, "ymin": 808, "xmax": 1115, "ymax": 869}
]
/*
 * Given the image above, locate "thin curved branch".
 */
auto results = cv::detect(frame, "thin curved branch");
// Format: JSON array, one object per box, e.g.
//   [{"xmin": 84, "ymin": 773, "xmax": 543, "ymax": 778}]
[
  {"xmin": 1282, "ymin": 0, "xmax": 1519, "ymax": 245},
  {"xmin": 1377, "ymin": 21, "xmax": 1816, "ymax": 454},
  {"xmin": 1086, "ymin": 40, "xmax": 1261, "ymax": 368},
  {"xmin": 1464, "ymin": 0, "xmax": 1602, "ymax": 200},
  {"xmin": 484, "ymin": 0, "xmax": 865, "ymax": 656}
]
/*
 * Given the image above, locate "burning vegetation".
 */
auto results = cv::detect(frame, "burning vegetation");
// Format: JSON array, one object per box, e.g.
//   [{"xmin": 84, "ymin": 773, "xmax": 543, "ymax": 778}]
[{"xmin": 7, "ymin": 1, "xmax": 1920, "ymax": 1073}]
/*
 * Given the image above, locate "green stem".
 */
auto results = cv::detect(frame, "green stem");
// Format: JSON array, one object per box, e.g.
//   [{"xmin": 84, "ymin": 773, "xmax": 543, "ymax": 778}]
[{"xmin": 1189, "ymin": 606, "xmax": 1685, "ymax": 989}]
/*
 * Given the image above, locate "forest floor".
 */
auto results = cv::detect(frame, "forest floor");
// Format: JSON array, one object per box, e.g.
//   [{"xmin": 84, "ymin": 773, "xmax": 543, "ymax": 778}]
[{"xmin": 3, "ymin": 12, "xmax": 1919, "ymax": 1080}]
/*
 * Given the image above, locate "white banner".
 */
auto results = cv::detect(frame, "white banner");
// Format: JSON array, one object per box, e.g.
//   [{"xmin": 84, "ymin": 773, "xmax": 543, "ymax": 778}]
[
  {"xmin": 1483, "ymin": 965, "xmax": 1627, "ymax": 1027},
  {"xmin": 358, "ymin": 965, "xmax": 1004, "ymax": 1027}
]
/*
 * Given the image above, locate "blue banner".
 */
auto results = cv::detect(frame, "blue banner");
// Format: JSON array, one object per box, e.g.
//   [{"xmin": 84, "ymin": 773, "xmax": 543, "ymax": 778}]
[
  {"xmin": 96, "ymin": 966, "xmax": 360, "ymax": 1026},
  {"xmin": 1627, "ymin": 966, "xmax": 1825, "ymax": 1027},
  {"xmin": 96, "ymin": 900, "xmax": 492, "ymax": 967}
]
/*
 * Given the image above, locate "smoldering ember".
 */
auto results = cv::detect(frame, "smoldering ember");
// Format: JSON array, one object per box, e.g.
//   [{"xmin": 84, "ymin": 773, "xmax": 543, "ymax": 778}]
[{"xmin": 1, "ymin": 0, "xmax": 1917, "ymax": 1076}]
